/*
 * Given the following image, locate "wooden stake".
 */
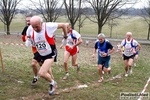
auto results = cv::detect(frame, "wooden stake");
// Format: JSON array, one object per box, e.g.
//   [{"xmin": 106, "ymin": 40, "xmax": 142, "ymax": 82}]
[{"xmin": 0, "ymin": 48, "xmax": 4, "ymax": 72}]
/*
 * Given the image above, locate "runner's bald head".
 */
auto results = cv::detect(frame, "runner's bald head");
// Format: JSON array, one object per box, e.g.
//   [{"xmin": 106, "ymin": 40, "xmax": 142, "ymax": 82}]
[
  {"xmin": 30, "ymin": 16, "xmax": 43, "ymax": 24},
  {"xmin": 126, "ymin": 32, "xmax": 132, "ymax": 36},
  {"xmin": 30, "ymin": 16, "xmax": 43, "ymax": 32},
  {"xmin": 126, "ymin": 32, "xmax": 132, "ymax": 41}
]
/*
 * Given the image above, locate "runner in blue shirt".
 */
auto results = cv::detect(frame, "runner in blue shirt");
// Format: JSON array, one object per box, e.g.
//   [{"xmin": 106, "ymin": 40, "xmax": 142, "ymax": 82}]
[{"xmin": 92, "ymin": 33, "xmax": 115, "ymax": 83}]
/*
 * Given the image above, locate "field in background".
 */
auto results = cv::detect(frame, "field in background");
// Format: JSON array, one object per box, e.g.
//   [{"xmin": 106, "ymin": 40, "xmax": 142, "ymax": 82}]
[
  {"xmin": 0, "ymin": 34, "xmax": 150, "ymax": 100},
  {"xmin": 0, "ymin": 14, "xmax": 148, "ymax": 39}
]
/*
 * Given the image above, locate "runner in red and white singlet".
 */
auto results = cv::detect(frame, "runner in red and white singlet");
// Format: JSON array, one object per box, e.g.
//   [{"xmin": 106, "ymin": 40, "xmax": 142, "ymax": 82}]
[
  {"xmin": 26, "ymin": 16, "xmax": 68, "ymax": 95},
  {"xmin": 60, "ymin": 23, "xmax": 82, "ymax": 80}
]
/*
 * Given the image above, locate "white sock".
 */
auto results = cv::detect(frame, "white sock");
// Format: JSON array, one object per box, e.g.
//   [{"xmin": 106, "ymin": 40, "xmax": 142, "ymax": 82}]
[
  {"xmin": 50, "ymin": 80, "xmax": 55, "ymax": 85},
  {"xmin": 34, "ymin": 76, "xmax": 38, "ymax": 79},
  {"xmin": 66, "ymin": 72, "xmax": 69, "ymax": 76}
]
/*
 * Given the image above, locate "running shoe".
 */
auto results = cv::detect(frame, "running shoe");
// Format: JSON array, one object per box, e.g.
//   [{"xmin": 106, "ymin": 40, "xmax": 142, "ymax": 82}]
[
  {"xmin": 49, "ymin": 81, "xmax": 57, "ymax": 95},
  {"xmin": 31, "ymin": 78, "xmax": 38, "ymax": 86},
  {"xmin": 63, "ymin": 73, "xmax": 69, "ymax": 80},
  {"xmin": 125, "ymin": 73, "xmax": 128, "ymax": 77},
  {"xmin": 98, "ymin": 77, "xmax": 104, "ymax": 83}
]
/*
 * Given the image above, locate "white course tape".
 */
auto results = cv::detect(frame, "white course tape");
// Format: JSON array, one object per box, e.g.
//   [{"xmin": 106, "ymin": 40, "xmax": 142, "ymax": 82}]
[
  {"xmin": 0, "ymin": 42, "xmax": 25, "ymax": 46},
  {"xmin": 138, "ymin": 77, "xmax": 150, "ymax": 100}
]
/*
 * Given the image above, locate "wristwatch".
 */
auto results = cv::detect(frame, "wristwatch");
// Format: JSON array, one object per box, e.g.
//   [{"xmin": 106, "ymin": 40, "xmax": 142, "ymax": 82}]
[{"xmin": 63, "ymin": 36, "xmax": 68, "ymax": 39}]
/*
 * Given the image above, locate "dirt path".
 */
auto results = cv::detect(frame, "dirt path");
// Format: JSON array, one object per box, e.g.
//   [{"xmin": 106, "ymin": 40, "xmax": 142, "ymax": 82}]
[{"xmin": 11, "ymin": 73, "xmax": 123, "ymax": 100}]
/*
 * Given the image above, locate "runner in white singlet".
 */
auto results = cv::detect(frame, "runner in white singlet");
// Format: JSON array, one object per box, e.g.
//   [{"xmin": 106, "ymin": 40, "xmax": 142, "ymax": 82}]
[
  {"xmin": 120, "ymin": 32, "xmax": 140, "ymax": 77},
  {"xmin": 60, "ymin": 23, "xmax": 82, "ymax": 80},
  {"xmin": 26, "ymin": 16, "xmax": 68, "ymax": 95}
]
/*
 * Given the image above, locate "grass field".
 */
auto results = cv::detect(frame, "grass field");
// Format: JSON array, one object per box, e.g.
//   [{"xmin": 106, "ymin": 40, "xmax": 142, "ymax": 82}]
[
  {"xmin": 0, "ymin": 34, "xmax": 150, "ymax": 100},
  {"xmin": 0, "ymin": 14, "xmax": 149, "ymax": 40}
]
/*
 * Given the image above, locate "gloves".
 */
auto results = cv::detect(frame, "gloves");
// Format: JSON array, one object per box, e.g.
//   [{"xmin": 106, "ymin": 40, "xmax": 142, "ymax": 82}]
[
  {"xmin": 22, "ymin": 35, "xmax": 26, "ymax": 42},
  {"xmin": 25, "ymin": 39, "xmax": 32, "ymax": 47},
  {"xmin": 62, "ymin": 39, "xmax": 67, "ymax": 45}
]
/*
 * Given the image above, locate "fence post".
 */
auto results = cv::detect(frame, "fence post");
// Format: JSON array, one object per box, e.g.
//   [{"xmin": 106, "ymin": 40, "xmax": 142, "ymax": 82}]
[{"xmin": 0, "ymin": 48, "xmax": 4, "ymax": 72}]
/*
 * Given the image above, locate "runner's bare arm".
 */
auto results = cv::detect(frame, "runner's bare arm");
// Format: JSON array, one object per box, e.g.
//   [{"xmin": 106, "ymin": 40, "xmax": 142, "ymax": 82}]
[
  {"xmin": 57, "ymin": 23, "xmax": 68, "ymax": 38},
  {"xmin": 136, "ymin": 43, "xmax": 141, "ymax": 51},
  {"xmin": 107, "ymin": 47, "xmax": 115, "ymax": 55},
  {"xmin": 92, "ymin": 49, "xmax": 97, "ymax": 58},
  {"xmin": 73, "ymin": 37, "xmax": 83, "ymax": 47}
]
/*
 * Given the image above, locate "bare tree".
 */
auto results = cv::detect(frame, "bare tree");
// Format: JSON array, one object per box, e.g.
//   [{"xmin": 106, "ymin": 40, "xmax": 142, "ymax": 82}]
[
  {"xmin": 108, "ymin": 18, "xmax": 118, "ymax": 38},
  {"xmin": 85, "ymin": 0, "xmax": 137, "ymax": 34},
  {"xmin": 78, "ymin": 14, "xmax": 87, "ymax": 33},
  {"xmin": 0, "ymin": 0, "xmax": 21, "ymax": 35},
  {"xmin": 141, "ymin": 0, "xmax": 150, "ymax": 40},
  {"xmin": 29, "ymin": 0, "xmax": 63, "ymax": 22},
  {"xmin": 21, "ymin": 7, "xmax": 36, "ymax": 26},
  {"xmin": 64, "ymin": 0, "xmax": 82, "ymax": 29}
]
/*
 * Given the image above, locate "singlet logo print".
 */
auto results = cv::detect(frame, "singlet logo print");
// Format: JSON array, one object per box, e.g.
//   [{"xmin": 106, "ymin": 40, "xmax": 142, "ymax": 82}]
[{"xmin": 38, "ymin": 37, "xmax": 41, "ymax": 40}]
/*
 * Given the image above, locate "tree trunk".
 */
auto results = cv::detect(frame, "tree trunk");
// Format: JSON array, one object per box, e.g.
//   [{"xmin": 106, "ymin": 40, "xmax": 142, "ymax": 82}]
[
  {"xmin": 110, "ymin": 25, "xmax": 112, "ymax": 38},
  {"xmin": 98, "ymin": 25, "xmax": 102, "ymax": 34},
  {"xmin": 6, "ymin": 24, "xmax": 10, "ymax": 35},
  {"xmin": 147, "ymin": 24, "xmax": 150, "ymax": 40},
  {"xmin": 78, "ymin": 24, "xmax": 81, "ymax": 34},
  {"xmin": 78, "ymin": 15, "xmax": 81, "ymax": 34},
  {"xmin": 71, "ymin": 23, "xmax": 74, "ymax": 29}
]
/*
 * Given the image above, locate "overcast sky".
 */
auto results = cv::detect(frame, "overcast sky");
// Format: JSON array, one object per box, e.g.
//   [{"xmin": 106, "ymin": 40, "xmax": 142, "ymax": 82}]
[
  {"xmin": 134, "ymin": 0, "xmax": 146, "ymax": 8},
  {"xmin": 19, "ymin": 0, "xmax": 147, "ymax": 9}
]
